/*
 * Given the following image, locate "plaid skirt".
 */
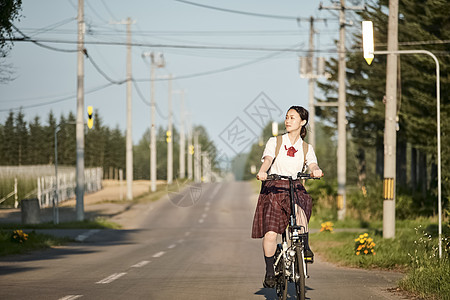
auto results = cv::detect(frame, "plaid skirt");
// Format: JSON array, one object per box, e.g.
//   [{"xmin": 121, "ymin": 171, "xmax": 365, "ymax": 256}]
[{"xmin": 251, "ymin": 179, "xmax": 313, "ymax": 239}]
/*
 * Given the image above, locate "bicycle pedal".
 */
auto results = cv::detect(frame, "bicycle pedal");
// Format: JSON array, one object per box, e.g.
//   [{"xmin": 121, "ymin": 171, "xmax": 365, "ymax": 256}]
[{"xmin": 304, "ymin": 257, "xmax": 314, "ymax": 264}]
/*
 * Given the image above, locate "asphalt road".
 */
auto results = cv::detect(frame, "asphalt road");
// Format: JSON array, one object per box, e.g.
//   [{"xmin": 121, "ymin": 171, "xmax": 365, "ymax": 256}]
[{"xmin": 0, "ymin": 181, "xmax": 405, "ymax": 300}]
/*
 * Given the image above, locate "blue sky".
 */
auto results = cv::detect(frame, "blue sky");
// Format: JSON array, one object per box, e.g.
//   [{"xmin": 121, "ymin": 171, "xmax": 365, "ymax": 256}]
[{"xmin": 0, "ymin": 0, "xmax": 361, "ymax": 164}]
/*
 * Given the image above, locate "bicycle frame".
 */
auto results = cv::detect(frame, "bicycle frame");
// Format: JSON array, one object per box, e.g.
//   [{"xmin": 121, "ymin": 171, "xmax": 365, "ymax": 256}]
[{"xmin": 267, "ymin": 172, "xmax": 315, "ymax": 300}]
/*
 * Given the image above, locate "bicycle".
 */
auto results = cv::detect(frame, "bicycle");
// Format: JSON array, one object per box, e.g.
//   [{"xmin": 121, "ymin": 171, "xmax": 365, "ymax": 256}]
[{"xmin": 265, "ymin": 172, "xmax": 318, "ymax": 300}]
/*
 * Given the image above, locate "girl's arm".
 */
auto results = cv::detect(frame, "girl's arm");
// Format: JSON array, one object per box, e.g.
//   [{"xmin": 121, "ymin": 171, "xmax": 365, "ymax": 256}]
[
  {"xmin": 256, "ymin": 156, "xmax": 273, "ymax": 181},
  {"xmin": 308, "ymin": 163, "xmax": 323, "ymax": 178}
]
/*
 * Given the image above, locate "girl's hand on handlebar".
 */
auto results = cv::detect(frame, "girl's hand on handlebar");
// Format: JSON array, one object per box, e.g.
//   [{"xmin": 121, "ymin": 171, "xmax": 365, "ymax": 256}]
[
  {"xmin": 256, "ymin": 171, "xmax": 268, "ymax": 181},
  {"xmin": 311, "ymin": 168, "xmax": 323, "ymax": 178}
]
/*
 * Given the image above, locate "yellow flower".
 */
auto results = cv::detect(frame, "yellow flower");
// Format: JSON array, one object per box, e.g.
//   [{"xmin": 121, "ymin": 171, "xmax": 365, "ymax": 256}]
[
  {"xmin": 356, "ymin": 252, "xmax": 360, "ymax": 255},
  {"xmin": 364, "ymin": 233, "xmax": 368, "ymax": 237},
  {"xmin": 364, "ymin": 250, "xmax": 368, "ymax": 254}
]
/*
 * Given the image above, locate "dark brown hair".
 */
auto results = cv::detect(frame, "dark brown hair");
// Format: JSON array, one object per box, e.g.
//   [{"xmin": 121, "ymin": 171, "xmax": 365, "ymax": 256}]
[{"xmin": 287, "ymin": 106, "xmax": 309, "ymax": 140}]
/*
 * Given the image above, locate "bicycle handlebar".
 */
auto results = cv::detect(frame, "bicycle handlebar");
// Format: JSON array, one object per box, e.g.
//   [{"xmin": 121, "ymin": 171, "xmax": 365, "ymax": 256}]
[{"xmin": 266, "ymin": 172, "xmax": 320, "ymax": 181}]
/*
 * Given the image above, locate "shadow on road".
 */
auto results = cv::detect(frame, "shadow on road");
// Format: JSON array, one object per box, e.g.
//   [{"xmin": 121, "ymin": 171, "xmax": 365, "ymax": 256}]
[{"xmin": 254, "ymin": 282, "xmax": 314, "ymax": 299}]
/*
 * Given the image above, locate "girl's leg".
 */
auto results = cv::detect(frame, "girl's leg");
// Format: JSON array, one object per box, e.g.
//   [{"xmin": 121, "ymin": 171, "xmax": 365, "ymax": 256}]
[
  {"xmin": 262, "ymin": 231, "xmax": 277, "ymax": 287},
  {"xmin": 295, "ymin": 204, "xmax": 314, "ymax": 260},
  {"xmin": 295, "ymin": 204, "xmax": 309, "ymax": 233},
  {"xmin": 263, "ymin": 231, "xmax": 277, "ymax": 256}
]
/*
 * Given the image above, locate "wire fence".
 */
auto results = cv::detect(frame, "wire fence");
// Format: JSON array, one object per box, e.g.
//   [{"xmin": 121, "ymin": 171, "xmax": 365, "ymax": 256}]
[{"xmin": 0, "ymin": 165, "xmax": 103, "ymax": 208}]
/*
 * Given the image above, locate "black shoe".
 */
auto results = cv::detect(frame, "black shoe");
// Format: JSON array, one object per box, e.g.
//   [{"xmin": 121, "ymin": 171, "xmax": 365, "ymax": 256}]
[
  {"xmin": 305, "ymin": 248, "xmax": 314, "ymax": 264},
  {"xmin": 263, "ymin": 274, "xmax": 276, "ymax": 288}
]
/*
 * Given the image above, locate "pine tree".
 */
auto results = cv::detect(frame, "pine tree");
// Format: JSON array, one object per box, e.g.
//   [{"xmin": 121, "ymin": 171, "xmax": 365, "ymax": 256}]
[
  {"xmin": 1, "ymin": 111, "xmax": 15, "ymax": 165},
  {"xmin": 28, "ymin": 116, "xmax": 46, "ymax": 164},
  {"xmin": 15, "ymin": 110, "xmax": 28, "ymax": 165},
  {"xmin": 45, "ymin": 111, "xmax": 57, "ymax": 164}
]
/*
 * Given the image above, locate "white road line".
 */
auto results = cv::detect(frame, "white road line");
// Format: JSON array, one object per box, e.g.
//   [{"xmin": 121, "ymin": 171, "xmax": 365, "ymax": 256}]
[
  {"xmin": 205, "ymin": 202, "xmax": 211, "ymax": 206},
  {"xmin": 59, "ymin": 296, "xmax": 83, "ymax": 300},
  {"xmin": 168, "ymin": 244, "xmax": 176, "ymax": 249},
  {"xmin": 204, "ymin": 206, "xmax": 210, "ymax": 211},
  {"xmin": 152, "ymin": 251, "xmax": 165, "ymax": 258},
  {"xmin": 96, "ymin": 273, "xmax": 127, "ymax": 284},
  {"xmin": 131, "ymin": 260, "xmax": 150, "ymax": 268},
  {"xmin": 209, "ymin": 184, "xmax": 222, "ymax": 200},
  {"xmin": 198, "ymin": 219, "xmax": 204, "ymax": 223},
  {"xmin": 177, "ymin": 239, "xmax": 184, "ymax": 243},
  {"xmin": 202, "ymin": 213, "xmax": 207, "ymax": 218},
  {"xmin": 185, "ymin": 231, "xmax": 191, "ymax": 236},
  {"xmin": 75, "ymin": 229, "xmax": 100, "ymax": 242}
]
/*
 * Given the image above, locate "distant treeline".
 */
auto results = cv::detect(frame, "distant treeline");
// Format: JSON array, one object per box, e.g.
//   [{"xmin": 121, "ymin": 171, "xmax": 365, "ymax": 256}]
[{"xmin": 0, "ymin": 110, "xmax": 218, "ymax": 181}]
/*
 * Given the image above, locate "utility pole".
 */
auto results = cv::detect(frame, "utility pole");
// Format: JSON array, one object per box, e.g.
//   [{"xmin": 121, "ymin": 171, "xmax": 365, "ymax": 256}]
[
  {"xmin": 150, "ymin": 54, "xmax": 157, "ymax": 192},
  {"xmin": 112, "ymin": 18, "xmax": 136, "ymax": 200},
  {"xmin": 299, "ymin": 17, "xmax": 330, "ymax": 149},
  {"xmin": 75, "ymin": 0, "xmax": 85, "ymax": 221},
  {"xmin": 308, "ymin": 17, "xmax": 316, "ymax": 148},
  {"xmin": 383, "ymin": 0, "xmax": 399, "ymax": 239},
  {"xmin": 142, "ymin": 52, "xmax": 165, "ymax": 192},
  {"xmin": 194, "ymin": 132, "xmax": 201, "ymax": 183},
  {"xmin": 187, "ymin": 116, "xmax": 193, "ymax": 180},
  {"xmin": 319, "ymin": 0, "xmax": 364, "ymax": 220},
  {"xmin": 126, "ymin": 17, "xmax": 133, "ymax": 201},
  {"xmin": 174, "ymin": 90, "xmax": 186, "ymax": 179},
  {"xmin": 167, "ymin": 74, "xmax": 173, "ymax": 184}
]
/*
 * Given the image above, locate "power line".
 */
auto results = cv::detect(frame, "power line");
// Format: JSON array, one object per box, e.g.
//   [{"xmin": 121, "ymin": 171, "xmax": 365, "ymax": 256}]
[
  {"xmin": 100, "ymin": 0, "xmax": 119, "ymax": 21},
  {"xmin": 19, "ymin": 27, "xmax": 338, "ymax": 37},
  {"xmin": 85, "ymin": 1, "xmax": 109, "ymax": 24},
  {"xmin": 11, "ymin": 36, "xmax": 337, "ymax": 53},
  {"xmin": 26, "ymin": 17, "xmax": 77, "ymax": 37},
  {"xmin": 173, "ymin": 0, "xmax": 335, "ymax": 22},
  {"xmin": 85, "ymin": 49, "xmax": 127, "ymax": 84},
  {"xmin": 0, "ymin": 83, "xmax": 116, "ymax": 112},
  {"xmin": 12, "ymin": 25, "xmax": 78, "ymax": 53},
  {"xmin": 136, "ymin": 43, "xmax": 304, "ymax": 82}
]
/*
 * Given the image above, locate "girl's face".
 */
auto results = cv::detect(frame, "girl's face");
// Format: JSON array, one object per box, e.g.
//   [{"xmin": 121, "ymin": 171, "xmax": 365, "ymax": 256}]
[{"xmin": 285, "ymin": 109, "xmax": 306, "ymax": 133}]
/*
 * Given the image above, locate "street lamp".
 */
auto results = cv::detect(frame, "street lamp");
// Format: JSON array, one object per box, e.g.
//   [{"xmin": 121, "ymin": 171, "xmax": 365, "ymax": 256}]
[{"xmin": 362, "ymin": 21, "xmax": 443, "ymax": 258}]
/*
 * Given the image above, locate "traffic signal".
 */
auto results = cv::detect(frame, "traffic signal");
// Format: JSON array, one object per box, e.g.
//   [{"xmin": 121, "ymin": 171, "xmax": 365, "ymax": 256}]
[
  {"xmin": 87, "ymin": 106, "xmax": 93, "ymax": 129},
  {"xmin": 166, "ymin": 130, "xmax": 172, "ymax": 143},
  {"xmin": 189, "ymin": 145, "xmax": 194, "ymax": 155}
]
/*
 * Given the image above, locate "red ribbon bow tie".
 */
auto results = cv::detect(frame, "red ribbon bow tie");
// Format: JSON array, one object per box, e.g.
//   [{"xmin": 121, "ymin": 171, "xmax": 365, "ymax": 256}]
[{"xmin": 285, "ymin": 145, "xmax": 298, "ymax": 157}]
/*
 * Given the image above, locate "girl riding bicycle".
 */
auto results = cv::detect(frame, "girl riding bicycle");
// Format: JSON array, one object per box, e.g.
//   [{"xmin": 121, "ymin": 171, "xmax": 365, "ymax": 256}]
[{"xmin": 252, "ymin": 105, "xmax": 323, "ymax": 288}]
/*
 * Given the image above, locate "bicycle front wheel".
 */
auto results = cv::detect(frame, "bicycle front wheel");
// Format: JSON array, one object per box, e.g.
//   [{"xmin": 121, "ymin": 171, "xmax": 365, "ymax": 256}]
[
  {"xmin": 275, "ymin": 246, "xmax": 288, "ymax": 300},
  {"xmin": 294, "ymin": 247, "xmax": 306, "ymax": 300}
]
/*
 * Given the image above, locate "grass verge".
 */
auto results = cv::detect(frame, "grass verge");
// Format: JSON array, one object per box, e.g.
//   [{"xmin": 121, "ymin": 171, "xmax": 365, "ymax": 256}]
[
  {"xmin": 0, "ymin": 218, "xmax": 121, "ymax": 257},
  {"xmin": 311, "ymin": 219, "xmax": 449, "ymax": 299},
  {"xmin": 0, "ymin": 217, "xmax": 121, "ymax": 230},
  {"xmin": 0, "ymin": 230, "xmax": 72, "ymax": 257}
]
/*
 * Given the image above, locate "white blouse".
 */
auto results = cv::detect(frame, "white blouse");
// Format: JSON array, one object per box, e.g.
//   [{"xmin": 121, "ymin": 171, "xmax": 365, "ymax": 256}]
[{"xmin": 261, "ymin": 133, "xmax": 318, "ymax": 179}]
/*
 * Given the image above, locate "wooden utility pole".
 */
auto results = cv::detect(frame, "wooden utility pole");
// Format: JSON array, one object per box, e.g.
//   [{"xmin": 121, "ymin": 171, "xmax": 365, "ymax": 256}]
[
  {"xmin": 383, "ymin": 0, "xmax": 399, "ymax": 239},
  {"xmin": 320, "ymin": 0, "xmax": 365, "ymax": 220},
  {"xmin": 75, "ymin": 0, "xmax": 85, "ymax": 221}
]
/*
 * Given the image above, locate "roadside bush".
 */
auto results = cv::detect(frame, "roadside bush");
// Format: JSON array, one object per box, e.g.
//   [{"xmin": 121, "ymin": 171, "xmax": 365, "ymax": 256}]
[{"xmin": 399, "ymin": 226, "xmax": 450, "ymax": 300}]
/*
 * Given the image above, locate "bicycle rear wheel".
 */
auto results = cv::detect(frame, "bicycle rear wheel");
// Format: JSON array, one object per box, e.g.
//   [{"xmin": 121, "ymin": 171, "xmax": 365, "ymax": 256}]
[
  {"xmin": 295, "ymin": 247, "xmax": 306, "ymax": 300},
  {"xmin": 274, "ymin": 245, "xmax": 288, "ymax": 300}
]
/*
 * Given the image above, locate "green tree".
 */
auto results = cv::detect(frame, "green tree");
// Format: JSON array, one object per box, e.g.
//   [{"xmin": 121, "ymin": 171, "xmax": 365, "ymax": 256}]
[
  {"xmin": 45, "ymin": 111, "xmax": 57, "ymax": 164},
  {"xmin": 15, "ymin": 109, "xmax": 28, "ymax": 165},
  {"xmin": 1, "ymin": 111, "xmax": 15, "ymax": 165},
  {"xmin": 85, "ymin": 110, "xmax": 106, "ymax": 168},
  {"xmin": 28, "ymin": 116, "xmax": 46, "ymax": 164},
  {"xmin": 317, "ymin": 0, "xmax": 449, "ymax": 214},
  {"xmin": 0, "ymin": 0, "xmax": 22, "ymax": 82}
]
